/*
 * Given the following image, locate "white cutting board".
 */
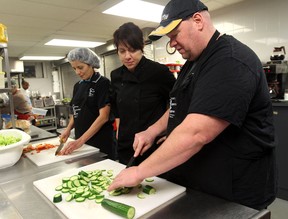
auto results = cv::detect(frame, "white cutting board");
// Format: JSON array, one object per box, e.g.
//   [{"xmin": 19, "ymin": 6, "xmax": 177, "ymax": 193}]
[
  {"xmin": 25, "ymin": 137, "xmax": 99, "ymax": 166},
  {"xmin": 33, "ymin": 159, "xmax": 186, "ymax": 219}
]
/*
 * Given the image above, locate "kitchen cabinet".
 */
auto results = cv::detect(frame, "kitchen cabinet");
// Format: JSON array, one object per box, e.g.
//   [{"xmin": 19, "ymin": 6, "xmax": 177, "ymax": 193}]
[
  {"xmin": 34, "ymin": 106, "xmax": 57, "ymax": 132},
  {"xmin": 272, "ymin": 102, "xmax": 288, "ymax": 200}
]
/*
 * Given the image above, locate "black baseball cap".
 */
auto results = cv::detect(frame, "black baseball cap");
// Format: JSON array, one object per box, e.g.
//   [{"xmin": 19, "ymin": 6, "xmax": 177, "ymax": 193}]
[{"xmin": 149, "ymin": 0, "xmax": 208, "ymax": 41}]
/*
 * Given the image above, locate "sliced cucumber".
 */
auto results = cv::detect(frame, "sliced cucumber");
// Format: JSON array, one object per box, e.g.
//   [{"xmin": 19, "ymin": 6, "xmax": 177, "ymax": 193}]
[
  {"xmin": 62, "ymin": 177, "xmax": 70, "ymax": 183},
  {"xmin": 101, "ymin": 198, "xmax": 135, "ymax": 219},
  {"xmin": 69, "ymin": 175, "xmax": 79, "ymax": 181},
  {"xmin": 109, "ymin": 188, "xmax": 122, "ymax": 196},
  {"xmin": 67, "ymin": 181, "xmax": 74, "ymax": 189},
  {"xmin": 69, "ymin": 187, "xmax": 77, "ymax": 193},
  {"xmin": 65, "ymin": 194, "xmax": 74, "ymax": 202},
  {"xmin": 72, "ymin": 179, "xmax": 81, "ymax": 187},
  {"xmin": 54, "ymin": 168, "xmax": 116, "ymax": 204},
  {"xmin": 75, "ymin": 188, "xmax": 84, "ymax": 196},
  {"xmin": 121, "ymin": 187, "xmax": 133, "ymax": 194},
  {"xmin": 75, "ymin": 196, "xmax": 86, "ymax": 202},
  {"xmin": 145, "ymin": 178, "xmax": 154, "ymax": 182},
  {"xmin": 80, "ymin": 179, "xmax": 88, "ymax": 186},
  {"xmin": 137, "ymin": 192, "xmax": 146, "ymax": 199},
  {"xmin": 61, "ymin": 188, "xmax": 70, "ymax": 193},
  {"xmin": 95, "ymin": 194, "xmax": 104, "ymax": 203},
  {"xmin": 88, "ymin": 194, "xmax": 97, "ymax": 200},
  {"xmin": 79, "ymin": 170, "xmax": 89, "ymax": 177},
  {"xmin": 55, "ymin": 185, "xmax": 63, "ymax": 191},
  {"xmin": 142, "ymin": 185, "xmax": 156, "ymax": 195},
  {"xmin": 106, "ymin": 170, "xmax": 113, "ymax": 177},
  {"xmin": 82, "ymin": 191, "xmax": 91, "ymax": 198},
  {"xmin": 81, "ymin": 176, "xmax": 90, "ymax": 182},
  {"xmin": 53, "ymin": 193, "xmax": 62, "ymax": 203},
  {"xmin": 89, "ymin": 175, "xmax": 97, "ymax": 181}
]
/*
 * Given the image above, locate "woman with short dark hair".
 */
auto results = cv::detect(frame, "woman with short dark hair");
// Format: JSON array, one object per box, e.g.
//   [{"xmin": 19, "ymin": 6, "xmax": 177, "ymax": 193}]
[{"xmin": 110, "ymin": 22, "xmax": 176, "ymax": 165}]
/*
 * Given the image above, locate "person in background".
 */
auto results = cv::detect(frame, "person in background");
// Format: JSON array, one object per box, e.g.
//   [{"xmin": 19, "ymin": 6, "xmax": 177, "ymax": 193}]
[
  {"xmin": 1, "ymin": 79, "xmax": 34, "ymax": 121},
  {"xmin": 20, "ymin": 79, "xmax": 32, "ymax": 107},
  {"xmin": 59, "ymin": 48, "xmax": 115, "ymax": 159},
  {"xmin": 110, "ymin": 22, "xmax": 176, "ymax": 165},
  {"xmin": 108, "ymin": 0, "xmax": 277, "ymax": 210}
]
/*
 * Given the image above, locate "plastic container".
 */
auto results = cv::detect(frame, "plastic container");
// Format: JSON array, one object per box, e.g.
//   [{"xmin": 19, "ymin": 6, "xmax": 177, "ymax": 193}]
[
  {"xmin": 0, "ymin": 71, "xmax": 5, "ymax": 88},
  {"xmin": 0, "ymin": 129, "xmax": 31, "ymax": 169},
  {"xmin": 31, "ymin": 107, "xmax": 48, "ymax": 116},
  {"xmin": 0, "ymin": 23, "xmax": 8, "ymax": 43},
  {"xmin": 1, "ymin": 114, "xmax": 11, "ymax": 129}
]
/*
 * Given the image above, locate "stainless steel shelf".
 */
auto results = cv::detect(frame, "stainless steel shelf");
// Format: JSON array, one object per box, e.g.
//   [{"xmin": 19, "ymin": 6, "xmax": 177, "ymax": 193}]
[
  {"xmin": 0, "ymin": 45, "xmax": 16, "ymax": 128},
  {"xmin": 34, "ymin": 106, "xmax": 57, "ymax": 132}
]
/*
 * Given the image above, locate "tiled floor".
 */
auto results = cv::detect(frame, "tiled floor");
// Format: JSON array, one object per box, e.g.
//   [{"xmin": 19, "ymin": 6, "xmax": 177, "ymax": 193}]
[{"xmin": 268, "ymin": 198, "xmax": 288, "ymax": 219}]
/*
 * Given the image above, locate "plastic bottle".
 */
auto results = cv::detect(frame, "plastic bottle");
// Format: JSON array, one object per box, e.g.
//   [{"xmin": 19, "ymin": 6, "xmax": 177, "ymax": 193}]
[{"xmin": 59, "ymin": 113, "xmax": 67, "ymax": 127}]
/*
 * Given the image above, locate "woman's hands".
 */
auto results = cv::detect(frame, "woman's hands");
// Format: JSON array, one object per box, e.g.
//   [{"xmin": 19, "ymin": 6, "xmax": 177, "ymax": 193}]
[
  {"xmin": 59, "ymin": 128, "xmax": 70, "ymax": 143},
  {"xmin": 58, "ymin": 138, "xmax": 84, "ymax": 155},
  {"xmin": 58, "ymin": 128, "xmax": 82, "ymax": 155}
]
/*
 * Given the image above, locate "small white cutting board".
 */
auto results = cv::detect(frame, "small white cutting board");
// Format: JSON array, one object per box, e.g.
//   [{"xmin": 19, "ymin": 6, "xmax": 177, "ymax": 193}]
[
  {"xmin": 33, "ymin": 159, "xmax": 186, "ymax": 219},
  {"xmin": 25, "ymin": 137, "xmax": 99, "ymax": 166}
]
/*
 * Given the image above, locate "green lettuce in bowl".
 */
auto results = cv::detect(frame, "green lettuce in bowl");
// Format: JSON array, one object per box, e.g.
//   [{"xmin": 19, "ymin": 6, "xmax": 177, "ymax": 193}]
[{"xmin": 0, "ymin": 134, "xmax": 21, "ymax": 146}]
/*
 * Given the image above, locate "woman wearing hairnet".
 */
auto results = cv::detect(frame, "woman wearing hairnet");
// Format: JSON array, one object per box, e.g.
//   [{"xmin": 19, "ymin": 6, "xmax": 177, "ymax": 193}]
[{"xmin": 58, "ymin": 48, "xmax": 114, "ymax": 159}]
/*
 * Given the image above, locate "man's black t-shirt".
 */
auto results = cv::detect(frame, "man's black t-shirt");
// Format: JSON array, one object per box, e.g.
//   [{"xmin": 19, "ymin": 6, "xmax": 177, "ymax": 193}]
[{"xmin": 165, "ymin": 31, "xmax": 277, "ymax": 210}]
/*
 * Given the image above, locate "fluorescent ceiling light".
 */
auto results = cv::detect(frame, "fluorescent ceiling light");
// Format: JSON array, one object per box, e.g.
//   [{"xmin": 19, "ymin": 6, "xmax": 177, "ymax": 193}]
[
  {"xmin": 215, "ymin": 22, "xmax": 252, "ymax": 34},
  {"xmin": 103, "ymin": 0, "xmax": 164, "ymax": 22},
  {"xmin": 20, "ymin": 56, "xmax": 65, "ymax": 61},
  {"xmin": 45, "ymin": 39, "xmax": 105, "ymax": 48}
]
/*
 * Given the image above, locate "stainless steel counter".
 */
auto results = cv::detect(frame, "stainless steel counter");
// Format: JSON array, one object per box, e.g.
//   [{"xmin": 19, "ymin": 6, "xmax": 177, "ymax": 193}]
[
  {"xmin": 0, "ymin": 127, "xmax": 271, "ymax": 219},
  {"xmin": 30, "ymin": 125, "xmax": 57, "ymax": 142}
]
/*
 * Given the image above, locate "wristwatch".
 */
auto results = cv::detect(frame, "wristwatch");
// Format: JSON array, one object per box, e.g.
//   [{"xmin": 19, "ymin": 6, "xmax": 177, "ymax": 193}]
[{"xmin": 166, "ymin": 41, "xmax": 176, "ymax": 55}]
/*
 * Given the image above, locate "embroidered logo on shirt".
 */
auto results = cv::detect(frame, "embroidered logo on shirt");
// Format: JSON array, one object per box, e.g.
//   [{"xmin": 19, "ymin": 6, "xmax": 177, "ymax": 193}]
[
  {"xmin": 169, "ymin": 97, "xmax": 176, "ymax": 119},
  {"xmin": 89, "ymin": 88, "xmax": 95, "ymax": 97},
  {"xmin": 72, "ymin": 105, "xmax": 81, "ymax": 118}
]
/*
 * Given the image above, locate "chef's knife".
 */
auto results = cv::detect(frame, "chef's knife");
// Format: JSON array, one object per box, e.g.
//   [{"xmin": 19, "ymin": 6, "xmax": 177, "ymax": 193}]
[
  {"xmin": 55, "ymin": 138, "xmax": 65, "ymax": 156},
  {"xmin": 126, "ymin": 156, "xmax": 136, "ymax": 168},
  {"xmin": 126, "ymin": 147, "xmax": 143, "ymax": 168}
]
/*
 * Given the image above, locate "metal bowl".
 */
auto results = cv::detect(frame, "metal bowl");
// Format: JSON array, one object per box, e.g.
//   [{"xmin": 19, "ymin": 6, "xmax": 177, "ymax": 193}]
[{"xmin": 0, "ymin": 129, "xmax": 31, "ymax": 169}]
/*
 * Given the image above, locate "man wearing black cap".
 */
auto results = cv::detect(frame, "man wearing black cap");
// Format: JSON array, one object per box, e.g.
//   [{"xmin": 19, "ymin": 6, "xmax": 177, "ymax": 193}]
[{"xmin": 108, "ymin": 0, "xmax": 277, "ymax": 210}]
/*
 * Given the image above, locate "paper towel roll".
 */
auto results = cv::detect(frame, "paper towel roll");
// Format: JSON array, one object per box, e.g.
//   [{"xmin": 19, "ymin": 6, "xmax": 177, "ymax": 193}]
[
  {"xmin": 0, "ymin": 57, "xmax": 2, "ymax": 72},
  {"xmin": 0, "ymin": 72, "xmax": 5, "ymax": 88},
  {"xmin": 53, "ymin": 81, "xmax": 60, "ymax": 92},
  {"xmin": 52, "ymin": 70, "xmax": 59, "ymax": 82}
]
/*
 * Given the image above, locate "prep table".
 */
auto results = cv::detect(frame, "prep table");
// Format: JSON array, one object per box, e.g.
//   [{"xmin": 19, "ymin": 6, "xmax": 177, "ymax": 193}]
[{"xmin": 0, "ymin": 127, "xmax": 271, "ymax": 219}]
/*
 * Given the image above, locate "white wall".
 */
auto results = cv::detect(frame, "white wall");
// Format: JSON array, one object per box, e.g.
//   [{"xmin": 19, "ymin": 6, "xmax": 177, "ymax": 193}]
[
  {"xmin": 25, "ymin": 62, "xmax": 53, "ymax": 97},
  {"xmin": 152, "ymin": 0, "xmax": 288, "ymax": 64},
  {"xmin": 153, "ymin": 35, "xmax": 186, "ymax": 65}
]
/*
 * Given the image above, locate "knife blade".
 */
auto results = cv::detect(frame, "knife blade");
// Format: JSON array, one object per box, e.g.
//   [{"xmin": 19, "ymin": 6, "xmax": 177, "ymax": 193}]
[
  {"xmin": 126, "ymin": 146, "xmax": 144, "ymax": 168},
  {"xmin": 55, "ymin": 138, "xmax": 65, "ymax": 156},
  {"xmin": 126, "ymin": 156, "xmax": 136, "ymax": 168}
]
